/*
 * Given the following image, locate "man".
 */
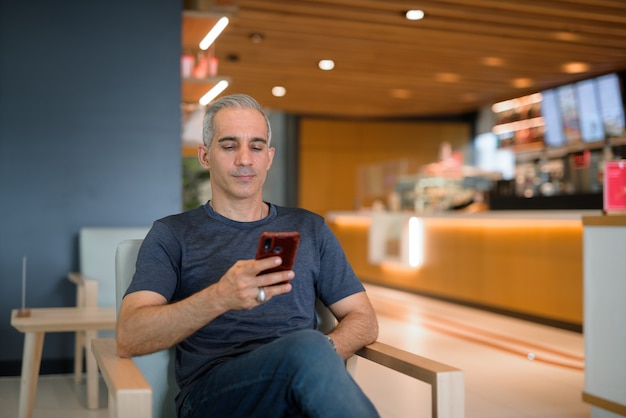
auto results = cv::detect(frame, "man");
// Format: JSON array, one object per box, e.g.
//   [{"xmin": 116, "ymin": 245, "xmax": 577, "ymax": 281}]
[{"xmin": 117, "ymin": 94, "xmax": 379, "ymax": 417}]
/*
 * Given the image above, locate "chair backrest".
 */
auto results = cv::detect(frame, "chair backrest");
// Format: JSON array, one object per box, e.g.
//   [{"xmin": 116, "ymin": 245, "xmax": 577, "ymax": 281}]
[
  {"xmin": 116, "ymin": 239, "xmax": 178, "ymax": 418},
  {"xmin": 115, "ymin": 238, "xmax": 338, "ymax": 418},
  {"xmin": 80, "ymin": 227, "xmax": 150, "ymax": 307}
]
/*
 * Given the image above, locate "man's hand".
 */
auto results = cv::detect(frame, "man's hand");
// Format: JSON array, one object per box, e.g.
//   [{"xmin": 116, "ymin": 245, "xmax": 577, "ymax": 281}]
[{"xmin": 213, "ymin": 256, "xmax": 294, "ymax": 310}]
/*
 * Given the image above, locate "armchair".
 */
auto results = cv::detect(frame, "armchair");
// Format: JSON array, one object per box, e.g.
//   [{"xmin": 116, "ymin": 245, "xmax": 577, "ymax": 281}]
[
  {"xmin": 93, "ymin": 239, "xmax": 464, "ymax": 418},
  {"xmin": 68, "ymin": 227, "xmax": 150, "ymax": 383}
]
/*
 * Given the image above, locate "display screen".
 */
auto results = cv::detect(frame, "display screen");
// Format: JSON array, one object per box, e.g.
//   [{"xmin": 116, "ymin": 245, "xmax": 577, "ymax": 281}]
[
  {"xmin": 597, "ymin": 73, "xmax": 626, "ymax": 137},
  {"xmin": 542, "ymin": 89, "xmax": 566, "ymax": 147},
  {"xmin": 541, "ymin": 72, "xmax": 625, "ymax": 147},
  {"xmin": 576, "ymin": 78, "xmax": 605, "ymax": 142},
  {"xmin": 557, "ymin": 84, "xmax": 583, "ymax": 144}
]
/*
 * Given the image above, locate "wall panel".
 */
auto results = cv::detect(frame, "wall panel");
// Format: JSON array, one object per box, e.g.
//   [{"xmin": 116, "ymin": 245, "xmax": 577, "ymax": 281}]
[{"xmin": 299, "ymin": 118, "xmax": 471, "ymax": 215}]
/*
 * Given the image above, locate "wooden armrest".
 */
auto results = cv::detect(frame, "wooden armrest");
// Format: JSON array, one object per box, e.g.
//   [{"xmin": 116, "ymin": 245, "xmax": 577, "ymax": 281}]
[
  {"xmin": 356, "ymin": 341, "xmax": 464, "ymax": 418},
  {"xmin": 92, "ymin": 338, "xmax": 152, "ymax": 418},
  {"xmin": 92, "ymin": 338, "xmax": 463, "ymax": 418}
]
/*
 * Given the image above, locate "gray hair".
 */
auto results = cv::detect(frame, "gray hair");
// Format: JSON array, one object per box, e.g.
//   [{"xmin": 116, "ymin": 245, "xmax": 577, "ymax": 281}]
[{"xmin": 202, "ymin": 94, "xmax": 272, "ymax": 147}]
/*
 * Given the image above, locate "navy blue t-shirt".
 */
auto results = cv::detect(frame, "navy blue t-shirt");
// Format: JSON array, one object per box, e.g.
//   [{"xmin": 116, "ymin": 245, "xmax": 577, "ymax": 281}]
[{"xmin": 125, "ymin": 202, "xmax": 365, "ymax": 405}]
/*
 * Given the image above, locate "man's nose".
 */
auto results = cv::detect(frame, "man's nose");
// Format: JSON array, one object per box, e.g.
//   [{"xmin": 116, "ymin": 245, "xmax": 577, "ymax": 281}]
[{"xmin": 235, "ymin": 147, "xmax": 252, "ymax": 165}]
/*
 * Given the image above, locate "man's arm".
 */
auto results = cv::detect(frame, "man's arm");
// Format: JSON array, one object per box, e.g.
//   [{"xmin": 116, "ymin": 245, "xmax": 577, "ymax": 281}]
[
  {"xmin": 327, "ymin": 291, "xmax": 379, "ymax": 360},
  {"xmin": 116, "ymin": 256, "xmax": 294, "ymax": 358}
]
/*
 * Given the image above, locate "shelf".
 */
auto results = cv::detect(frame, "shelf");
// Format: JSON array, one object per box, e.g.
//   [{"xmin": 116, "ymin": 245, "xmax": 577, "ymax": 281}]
[
  {"xmin": 492, "ymin": 117, "xmax": 544, "ymax": 135},
  {"xmin": 181, "ymin": 10, "xmax": 232, "ymax": 105},
  {"xmin": 509, "ymin": 136, "xmax": 626, "ymax": 163}
]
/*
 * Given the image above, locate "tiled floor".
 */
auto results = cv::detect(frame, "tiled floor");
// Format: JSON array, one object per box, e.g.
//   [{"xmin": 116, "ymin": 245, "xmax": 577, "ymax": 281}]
[
  {"xmin": 0, "ymin": 374, "xmax": 109, "ymax": 418},
  {"xmin": 0, "ymin": 283, "xmax": 590, "ymax": 417},
  {"xmin": 357, "ymin": 284, "xmax": 589, "ymax": 418}
]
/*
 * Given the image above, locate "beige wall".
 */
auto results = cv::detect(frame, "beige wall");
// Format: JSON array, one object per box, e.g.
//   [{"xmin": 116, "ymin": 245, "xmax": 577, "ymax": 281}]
[{"xmin": 298, "ymin": 118, "xmax": 471, "ymax": 215}]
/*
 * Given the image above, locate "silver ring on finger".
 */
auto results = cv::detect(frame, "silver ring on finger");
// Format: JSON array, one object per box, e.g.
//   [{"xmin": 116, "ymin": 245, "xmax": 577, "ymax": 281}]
[{"xmin": 256, "ymin": 287, "xmax": 266, "ymax": 303}]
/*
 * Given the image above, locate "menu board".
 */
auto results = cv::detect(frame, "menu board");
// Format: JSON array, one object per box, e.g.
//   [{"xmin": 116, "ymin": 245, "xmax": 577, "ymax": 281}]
[
  {"xmin": 597, "ymin": 73, "xmax": 626, "ymax": 137},
  {"xmin": 557, "ymin": 84, "xmax": 583, "ymax": 143},
  {"xmin": 540, "ymin": 72, "xmax": 625, "ymax": 148},
  {"xmin": 576, "ymin": 78, "xmax": 605, "ymax": 142},
  {"xmin": 542, "ymin": 89, "xmax": 566, "ymax": 147}
]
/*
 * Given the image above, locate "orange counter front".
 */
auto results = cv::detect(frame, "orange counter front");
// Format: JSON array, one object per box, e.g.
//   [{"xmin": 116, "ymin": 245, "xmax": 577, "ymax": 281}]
[{"xmin": 328, "ymin": 210, "xmax": 601, "ymax": 328}]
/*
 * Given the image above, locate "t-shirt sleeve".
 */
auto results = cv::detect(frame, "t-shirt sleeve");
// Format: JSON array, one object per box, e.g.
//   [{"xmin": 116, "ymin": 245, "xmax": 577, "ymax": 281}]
[
  {"xmin": 124, "ymin": 220, "xmax": 181, "ymax": 301},
  {"xmin": 314, "ymin": 221, "xmax": 365, "ymax": 307}
]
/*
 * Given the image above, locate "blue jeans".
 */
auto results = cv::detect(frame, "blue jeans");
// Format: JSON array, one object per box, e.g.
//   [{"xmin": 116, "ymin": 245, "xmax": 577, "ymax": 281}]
[{"xmin": 180, "ymin": 329, "xmax": 379, "ymax": 418}]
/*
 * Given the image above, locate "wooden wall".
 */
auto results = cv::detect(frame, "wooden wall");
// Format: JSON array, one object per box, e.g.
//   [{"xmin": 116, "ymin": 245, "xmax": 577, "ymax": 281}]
[{"xmin": 298, "ymin": 118, "xmax": 471, "ymax": 215}]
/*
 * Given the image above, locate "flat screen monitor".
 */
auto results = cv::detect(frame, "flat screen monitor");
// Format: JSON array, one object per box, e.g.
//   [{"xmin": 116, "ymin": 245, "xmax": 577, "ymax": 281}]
[
  {"xmin": 576, "ymin": 78, "xmax": 605, "ymax": 142},
  {"xmin": 541, "ymin": 89, "xmax": 566, "ymax": 147},
  {"xmin": 541, "ymin": 72, "xmax": 625, "ymax": 147},
  {"xmin": 597, "ymin": 73, "xmax": 625, "ymax": 137},
  {"xmin": 557, "ymin": 84, "xmax": 583, "ymax": 144}
]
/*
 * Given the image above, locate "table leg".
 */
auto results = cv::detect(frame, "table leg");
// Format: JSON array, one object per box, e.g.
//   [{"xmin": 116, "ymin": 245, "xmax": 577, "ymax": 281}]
[
  {"xmin": 85, "ymin": 330, "xmax": 99, "ymax": 409},
  {"xmin": 74, "ymin": 331, "xmax": 84, "ymax": 383},
  {"xmin": 18, "ymin": 332, "xmax": 45, "ymax": 418}
]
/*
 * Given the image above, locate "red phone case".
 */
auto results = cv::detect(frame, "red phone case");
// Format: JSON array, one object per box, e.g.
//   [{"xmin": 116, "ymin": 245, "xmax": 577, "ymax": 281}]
[{"xmin": 256, "ymin": 231, "xmax": 300, "ymax": 275}]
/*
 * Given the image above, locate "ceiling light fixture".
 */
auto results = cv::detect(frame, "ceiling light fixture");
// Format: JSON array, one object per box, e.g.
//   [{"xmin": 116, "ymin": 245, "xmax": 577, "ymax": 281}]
[
  {"xmin": 482, "ymin": 56, "xmax": 504, "ymax": 67},
  {"xmin": 562, "ymin": 62, "xmax": 590, "ymax": 74},
  {"xmin": 199, "ymin": 16, "xmax": 229, "ymax": 50},
  {"xmin": 512, "ymin": 78, "xmax": 533, "ymax": 88},
  {"xmin": 405, "ymin": 10, "xmax": 425, "ymax": 20},
  {"xmin": 391, "ymin": 88, "xmax": 411, "ymax": 99},
  {"xmin": 435, "ymin": 72, "xmax": 460, "ymax": 83},
  {"xmin": 199, "ymin": 80, "xmax": 229, "ymax": 105},
  {"xmin": 554, "ymin": 31, "xmax": 579, "ymax": 42},
  {"xmin": 318, "ymin": 59, "xmax": 335, "ymax": 71},
  {"xmin": 272, "ymin": 86, "xmax": 287, "ymax": 97},
  {"xmin": 249, "ymin": 32, "xmax": 265, "ymax": 44}
]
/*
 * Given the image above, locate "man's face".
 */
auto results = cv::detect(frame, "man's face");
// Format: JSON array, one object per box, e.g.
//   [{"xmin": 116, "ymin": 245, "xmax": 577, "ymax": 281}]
[{"xmin": 200, "ymin": 107, "xmax": 274, "ymax": 202}]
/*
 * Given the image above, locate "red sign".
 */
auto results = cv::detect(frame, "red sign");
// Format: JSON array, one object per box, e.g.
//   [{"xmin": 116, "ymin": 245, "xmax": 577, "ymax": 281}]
[{"xmin": 604, "ymin": 160, "xmax": 626, "ymax": 212}]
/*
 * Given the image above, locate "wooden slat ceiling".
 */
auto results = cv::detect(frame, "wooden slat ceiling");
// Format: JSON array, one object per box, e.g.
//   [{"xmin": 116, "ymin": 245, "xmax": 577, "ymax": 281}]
[{"xmin": 183, "ymin": 0, "xmax": 626, "ymax": 118}]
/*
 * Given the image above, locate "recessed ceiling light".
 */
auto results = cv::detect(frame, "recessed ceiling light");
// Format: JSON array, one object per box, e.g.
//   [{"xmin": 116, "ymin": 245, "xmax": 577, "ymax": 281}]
[
  {"xmin": 562, "ymin": 62, "xmax": 590, "ymax": 73},
  {"xmin": 435, "ymin": 72, "xmax": 460, "ymax": 83},
  {"xmin": 249, "ymin": 33, "xmax": 265, "ymax": 44},
  {"xmin": 482, "ymin": 57, "xmax": 504, "ymax": 67},
  {"xmin": 391, "ymin": 88, "xmax": 411, "ymax": 99},
  {"xmin": 405, "ymin": 10, "xmax": 425, "ymax": 20},
  {"xmin": 512, "ymin": 78, "xmax": 533, "ymax": 88},
  {"xmin": 272, "ymin": 86, "xmax": 287, "ymax": 97},
  {"xmin": 318, "ymin": 59, "xmax": 335, "ymax": 71},
  {"xmin": 554, "ymin": 31, "xmax": 579, "ymax": 42}
]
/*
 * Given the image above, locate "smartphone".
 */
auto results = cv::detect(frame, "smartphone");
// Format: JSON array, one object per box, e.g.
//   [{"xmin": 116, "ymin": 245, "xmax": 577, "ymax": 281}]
[{"xmin": 255, "ymin": 231, "xmax": 300, "ymax": 276}]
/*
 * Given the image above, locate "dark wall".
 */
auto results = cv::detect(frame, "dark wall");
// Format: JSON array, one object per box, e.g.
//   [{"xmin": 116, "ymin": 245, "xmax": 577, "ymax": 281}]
[{"xmin": 0, "ymin": 0, "xmax": 182, "ymax": 373}]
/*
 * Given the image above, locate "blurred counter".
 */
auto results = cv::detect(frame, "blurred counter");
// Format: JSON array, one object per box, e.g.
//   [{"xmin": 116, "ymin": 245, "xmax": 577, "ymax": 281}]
[{"xmin": 327, "ymin": 210, "xmax": 602, "ymax": 330}]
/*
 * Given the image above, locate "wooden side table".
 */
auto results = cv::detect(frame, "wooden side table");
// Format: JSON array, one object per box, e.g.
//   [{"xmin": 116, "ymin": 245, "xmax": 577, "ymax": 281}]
[{"xmin": 11, "ymin": 307, "xmax": 116, "ymax": 418}]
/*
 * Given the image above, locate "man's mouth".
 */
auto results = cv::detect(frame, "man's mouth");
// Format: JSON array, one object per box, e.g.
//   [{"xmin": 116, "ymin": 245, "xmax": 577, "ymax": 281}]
[{"xmin": 233, "ymin": 171, "xmax": 255, "ymax": 181}]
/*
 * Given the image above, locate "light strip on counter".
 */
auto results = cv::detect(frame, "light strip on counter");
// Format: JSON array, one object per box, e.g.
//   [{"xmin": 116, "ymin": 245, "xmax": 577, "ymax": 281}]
[{"xmin": 408, "ymin": 216, "xmax": 424, "ymax": 268}]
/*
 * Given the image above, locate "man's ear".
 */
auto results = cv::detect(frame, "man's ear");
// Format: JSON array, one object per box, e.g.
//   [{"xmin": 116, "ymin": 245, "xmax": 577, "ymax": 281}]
[
  {"xmin": 266, "ymin": 146, "xmax": 275, "ymax": 171},
  {"xmin": 198, "ymin": 145, "xmax": 210, "ymax": 169}
]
